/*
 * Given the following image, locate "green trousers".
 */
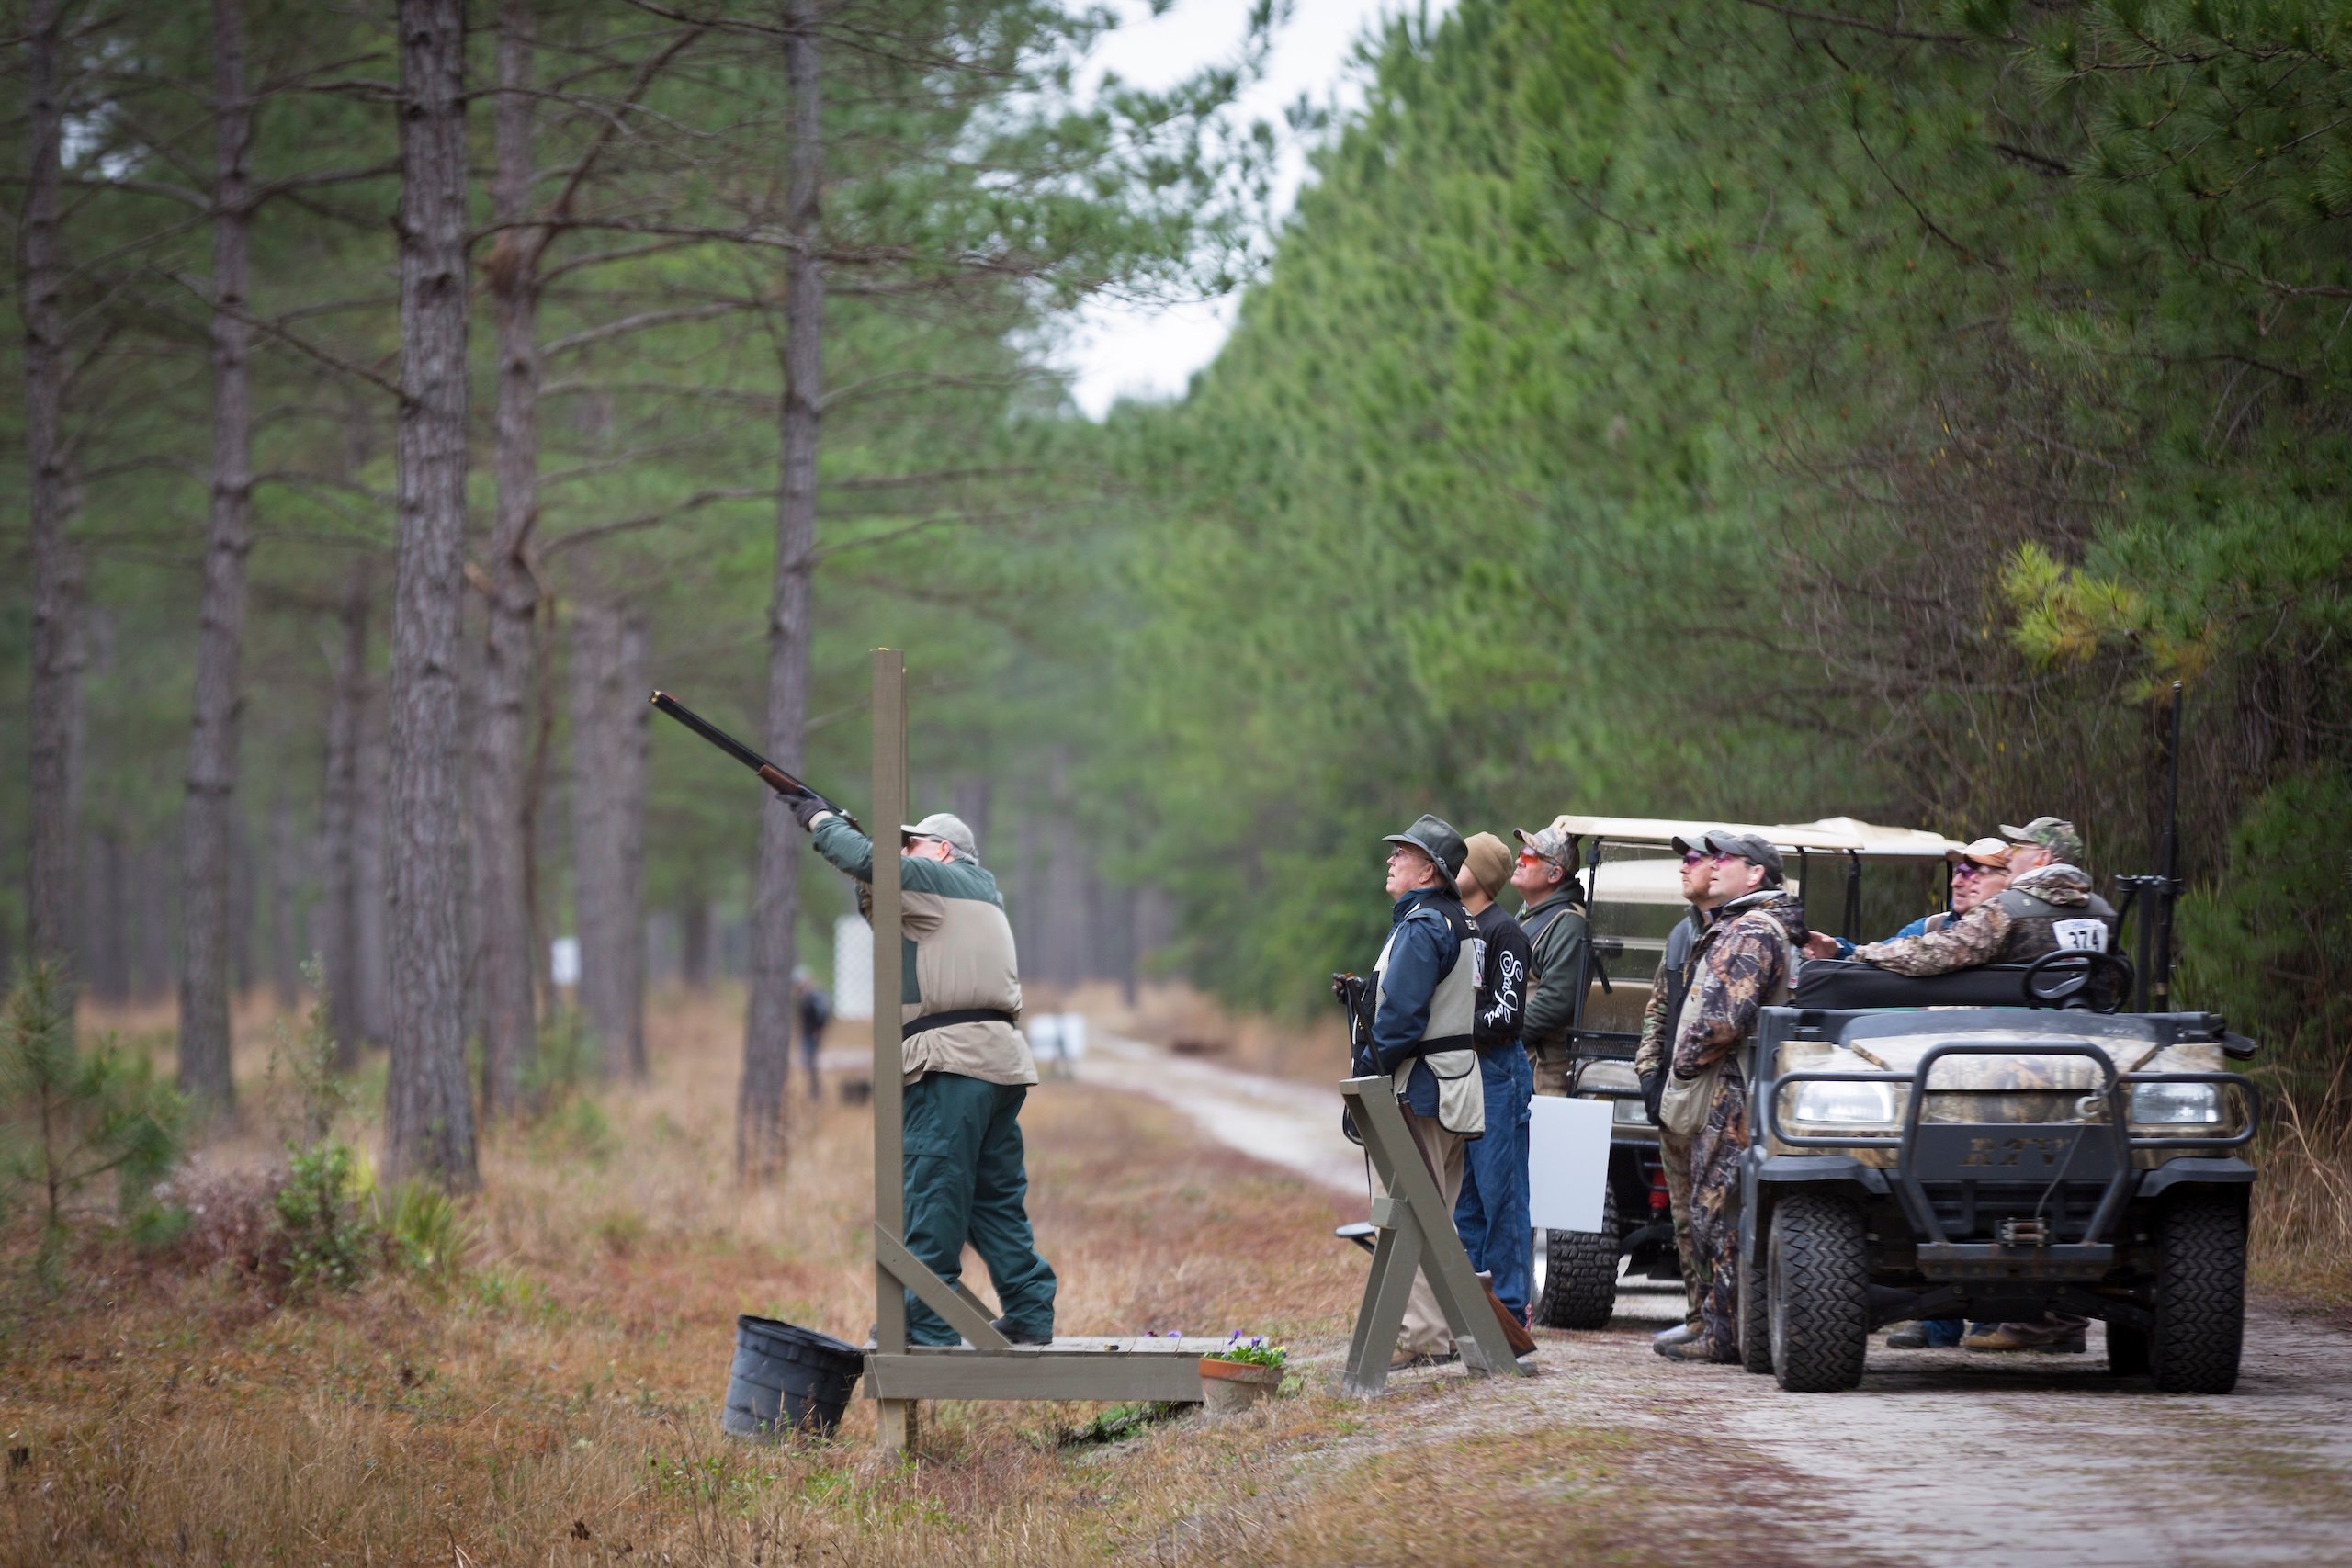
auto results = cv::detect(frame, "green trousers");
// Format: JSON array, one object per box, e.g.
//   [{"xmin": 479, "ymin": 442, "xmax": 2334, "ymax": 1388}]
[{"xmin": 902, "ymin": 1072, "xmax": 1057, "ymax": 1347}]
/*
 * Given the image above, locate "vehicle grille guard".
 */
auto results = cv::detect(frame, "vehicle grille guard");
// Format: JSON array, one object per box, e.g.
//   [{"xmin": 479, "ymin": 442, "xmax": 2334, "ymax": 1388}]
[{"xmin": 1761, "ymin": 1043, "xmax": 2259, "ymax": 1279}]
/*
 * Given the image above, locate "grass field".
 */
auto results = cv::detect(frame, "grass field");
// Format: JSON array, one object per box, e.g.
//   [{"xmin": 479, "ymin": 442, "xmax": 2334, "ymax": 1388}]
[
  {"xmin": 0, "ymin": 987, "xmax": 1741, "ymax": 1566},
  {"xmin": 6, "ymin": 984, "xmax": 2346, "ymax": 1564}
]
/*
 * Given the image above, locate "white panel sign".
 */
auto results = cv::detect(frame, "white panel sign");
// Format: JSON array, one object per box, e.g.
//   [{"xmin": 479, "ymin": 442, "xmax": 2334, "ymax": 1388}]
[
  {"xmin": 549, "ymin": 936, "xmax": 581, "ymax": 988},
  {"xmin": 1526, "ymin": 1095, "xmax": 1612, "ymax": 1234},
  {"xmin": 1026, "ymin": 1012, "xmax": 1088, "ymax": 1064},
  {"xmin": 831, "ymin": 914, "xmax": 873, "ymax": 1020}
]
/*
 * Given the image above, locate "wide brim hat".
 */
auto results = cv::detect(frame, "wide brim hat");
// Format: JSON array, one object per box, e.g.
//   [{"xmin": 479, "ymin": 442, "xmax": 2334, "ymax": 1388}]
[{"xmin": 1384, "ymin": 813, "xmax": 1467, "ymax": 888}]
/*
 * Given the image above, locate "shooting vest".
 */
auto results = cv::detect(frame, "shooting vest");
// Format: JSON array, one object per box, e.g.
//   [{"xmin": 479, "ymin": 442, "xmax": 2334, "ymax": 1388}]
[
  {"xmin": 1992, "ymin": 885, "xmax": 2119, "ymax": 962},
  {"xmin": 1373, "ymin": 899, "xmax": 1486, "ymax": 1137}
]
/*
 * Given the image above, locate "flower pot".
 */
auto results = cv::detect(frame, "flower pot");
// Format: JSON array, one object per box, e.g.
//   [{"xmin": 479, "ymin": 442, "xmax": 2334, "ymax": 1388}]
[{"xmin": 1198, "ymin": 1356, "xmax": 1282, "ymax": 1416}]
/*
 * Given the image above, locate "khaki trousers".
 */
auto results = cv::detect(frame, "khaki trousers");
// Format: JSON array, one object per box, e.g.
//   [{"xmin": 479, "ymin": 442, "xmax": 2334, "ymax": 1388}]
[
  {"xmin": 1528, "ymin": 1045, "xmax": 1571, "ymax": 1100},
  {"xmin": 1370, "ymin": 1103, "xmax": 1467, "ymax": 1357}
]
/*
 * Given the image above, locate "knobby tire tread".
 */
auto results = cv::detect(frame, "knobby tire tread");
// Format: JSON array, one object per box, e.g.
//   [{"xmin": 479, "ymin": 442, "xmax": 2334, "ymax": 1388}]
[
  {"xmin": 1739, "ymin": 1233, "xmax": 1772, "ymax": 1374},
  {"xmin": 1770, "ymin": 1191, "xmax": 1869, "ymax": 1393},
  {"xmin": 1538, "ymin": 1184, "xmax": 1618, "ymax": 1330},
  {"xmin": 2150, "ymin": 1193, "xmax": 2245, "ymax": 1395}
]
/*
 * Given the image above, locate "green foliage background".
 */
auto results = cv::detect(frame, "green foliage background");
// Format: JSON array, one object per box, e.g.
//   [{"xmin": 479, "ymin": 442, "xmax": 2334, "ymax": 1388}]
[{"xmin": 1080, "ymin": 0, "xmax": 2349, "ymax": 1090}]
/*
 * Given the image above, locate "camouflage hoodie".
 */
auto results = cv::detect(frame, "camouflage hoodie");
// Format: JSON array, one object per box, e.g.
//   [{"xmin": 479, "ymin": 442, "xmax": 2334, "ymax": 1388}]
[
  {"xmin": 1854, "ymin": 863, "xmax": 2104, "ymax": 976},
  {"xmin": 1669, "ymin": 889, "xmax": 1806, "ymax": 1080}
]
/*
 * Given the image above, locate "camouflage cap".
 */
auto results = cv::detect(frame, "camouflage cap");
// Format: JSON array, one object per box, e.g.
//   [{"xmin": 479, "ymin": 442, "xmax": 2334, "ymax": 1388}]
[
  {"xmin": 1999, "ymin": 816, "xmax": 2083, "ymax": 864},
  {"xmin": 1512, "ymin": 821, "xmax": 1577, "ymax": 870}
]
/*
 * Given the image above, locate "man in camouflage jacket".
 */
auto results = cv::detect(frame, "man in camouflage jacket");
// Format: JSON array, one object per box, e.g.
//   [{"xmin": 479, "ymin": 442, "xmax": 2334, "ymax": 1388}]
[
  {"xmin": 1852, "ymin": 817, "xmax": 2114, "ymax": 977},
  {"xmin": 1633, "ymin": 829, "xmax": 1728, "ymax": 1352},
  {"xmin": 1658, "ymin": 834, "xmax": 1805, "ymax": 1365}
]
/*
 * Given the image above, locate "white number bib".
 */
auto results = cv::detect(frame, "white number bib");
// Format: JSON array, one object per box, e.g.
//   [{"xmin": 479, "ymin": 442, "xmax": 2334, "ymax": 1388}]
[{"xmin": 2052, "ymin": 919, "xmax": 2108, "ymax": 953}]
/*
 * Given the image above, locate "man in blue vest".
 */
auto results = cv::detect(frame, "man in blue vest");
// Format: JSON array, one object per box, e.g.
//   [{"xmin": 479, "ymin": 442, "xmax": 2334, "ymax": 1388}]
[{"xmin": 1367, "ymin": 813, "xmax": 1483, "ymax": 1365}]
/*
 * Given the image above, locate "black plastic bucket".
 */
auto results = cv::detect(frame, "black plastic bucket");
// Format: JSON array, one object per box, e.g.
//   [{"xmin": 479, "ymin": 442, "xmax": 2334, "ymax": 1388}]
[{"xmin": 722, "ymin": 1315, "xmax": 865, "ymax": 1441}]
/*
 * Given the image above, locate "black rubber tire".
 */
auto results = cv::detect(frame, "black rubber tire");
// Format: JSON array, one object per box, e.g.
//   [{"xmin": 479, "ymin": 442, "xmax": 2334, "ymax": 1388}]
[
  {"xmin": 1738, "ymin": 1226, "xmax": 1773, "ymax": 1374},
  {"xmin": 2149, "ymin": 1193, "xmax": 2245, "ymax": 1395},
  {"xmin": 2105, "ymin": 1321, "xmax": 2151, "ymax": 1377},
  {"xmin": 1536, "ymin": 1183, "xmax": 1619, "ymax": 1330},
  {"xmin": 1768, "ymin": 1191, "xmax": 1870, "ymax": 1393}
]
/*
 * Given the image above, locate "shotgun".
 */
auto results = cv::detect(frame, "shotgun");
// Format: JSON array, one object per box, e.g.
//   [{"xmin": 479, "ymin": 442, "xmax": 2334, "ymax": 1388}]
[{"xmin": 648, "ymin": 689, "xmax": 863, "ymax": 833}]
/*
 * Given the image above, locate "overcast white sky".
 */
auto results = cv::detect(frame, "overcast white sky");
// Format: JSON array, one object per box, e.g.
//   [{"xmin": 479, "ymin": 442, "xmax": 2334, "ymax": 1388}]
[{"xmin": 1056, "ymin": 0, "xmax": 1448, "ymax": 418}]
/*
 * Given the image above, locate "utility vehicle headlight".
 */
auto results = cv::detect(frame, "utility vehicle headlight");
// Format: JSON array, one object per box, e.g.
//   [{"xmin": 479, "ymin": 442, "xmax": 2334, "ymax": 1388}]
[
  {"xmin": 1790, "ymin": 1081, "xmax": 1896, "ymax": 1127},
  {"xmin": 2131, "ymin": 1082, "xmax": 2222, "ymax": 1125},
  {"xmin": 1611, "ymin": 1097, "xmax": 1653, "ymax": 1126}
]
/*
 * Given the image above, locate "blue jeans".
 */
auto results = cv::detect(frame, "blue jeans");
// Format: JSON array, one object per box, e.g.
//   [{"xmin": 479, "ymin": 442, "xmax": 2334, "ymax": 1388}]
[{"xmin": 1454, "ymin": 1043, "xmax": 1533, "ymax": 1321}]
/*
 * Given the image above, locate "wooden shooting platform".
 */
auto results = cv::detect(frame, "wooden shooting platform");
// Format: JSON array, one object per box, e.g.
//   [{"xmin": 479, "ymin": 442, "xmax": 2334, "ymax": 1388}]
[{"xmin": 859, "ymin": 650, "xmax": 1217, "ymax": 1451}]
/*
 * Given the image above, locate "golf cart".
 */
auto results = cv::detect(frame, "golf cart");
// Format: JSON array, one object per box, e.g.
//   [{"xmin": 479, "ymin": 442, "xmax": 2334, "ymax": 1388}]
[{"xmin": 1531, "ymin": 815, "xmax": 1971, "ymax": 1329}]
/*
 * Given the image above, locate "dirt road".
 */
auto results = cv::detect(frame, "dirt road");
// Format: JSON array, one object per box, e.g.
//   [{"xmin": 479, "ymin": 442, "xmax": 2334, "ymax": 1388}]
[{"xmin": 1077, "ymin": 1031, "xmax": 2352, "ymax": 1568}]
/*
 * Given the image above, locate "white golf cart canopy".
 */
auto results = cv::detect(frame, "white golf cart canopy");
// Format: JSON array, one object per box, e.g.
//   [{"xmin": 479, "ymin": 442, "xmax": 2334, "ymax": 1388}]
[{"xmin": 1543, "ymin": 814, "xmax": 1969, "ymax": 905}]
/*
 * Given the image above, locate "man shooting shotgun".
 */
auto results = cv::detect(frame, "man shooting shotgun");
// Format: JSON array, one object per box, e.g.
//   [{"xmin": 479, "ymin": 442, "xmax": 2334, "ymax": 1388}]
[{"xmin": 647, "ymin": 686, "xmax": 1056, "ymax": 1348}]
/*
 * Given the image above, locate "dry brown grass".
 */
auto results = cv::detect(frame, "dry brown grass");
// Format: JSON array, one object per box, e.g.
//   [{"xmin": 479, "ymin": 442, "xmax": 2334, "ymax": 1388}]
[
  {"xmin": 4, "ymin": 986, "xmax": 1779, "ymax": 1567},
  {"xmin": 2251, "ymin": 1096, "xmax": 2352, "ymax": 1311},
  {"xmin": 1038, "ymin": 980, "xmax": 1345, "ymax": 1082}
]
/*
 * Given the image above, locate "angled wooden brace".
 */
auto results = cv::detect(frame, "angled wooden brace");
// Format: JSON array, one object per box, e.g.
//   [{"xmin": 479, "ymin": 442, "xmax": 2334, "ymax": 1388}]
[{"xmin": 1338, "ymin": 1074, "xmax": 1526, "ymax": 1396}]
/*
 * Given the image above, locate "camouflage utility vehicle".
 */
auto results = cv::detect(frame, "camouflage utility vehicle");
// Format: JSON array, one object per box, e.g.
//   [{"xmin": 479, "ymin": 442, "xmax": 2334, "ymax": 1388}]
[
  {"xmin": 1529, "ymin": 815, "xmax": 1971, "ymax": 1330},
  {"xmin": 1742, "ymin": 952, "xmax": 2259, "ymax": 1393}
]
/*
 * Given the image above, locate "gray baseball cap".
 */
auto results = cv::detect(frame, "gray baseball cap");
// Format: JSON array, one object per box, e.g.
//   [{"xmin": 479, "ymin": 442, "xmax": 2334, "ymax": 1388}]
[
  {"xmin": 901, "ymin": 811, "xmax": 977, "ymax": 861},
  {"xmin": 1715, "ymin": 830, "xmax": 1784, "ymax": 880}
]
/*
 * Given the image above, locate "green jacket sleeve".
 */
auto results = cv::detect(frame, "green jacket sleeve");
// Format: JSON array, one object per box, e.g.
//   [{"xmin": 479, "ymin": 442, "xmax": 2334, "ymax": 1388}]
[{"xmin": 811, "ymin": 815, "xmax": 876, "ymax": 882}]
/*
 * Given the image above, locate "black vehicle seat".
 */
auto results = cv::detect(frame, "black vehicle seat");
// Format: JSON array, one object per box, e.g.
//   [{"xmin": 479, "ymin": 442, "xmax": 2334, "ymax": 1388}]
[{"xmin": 1792, "ymin": 958, "xmax": 2035, "ymax": 1010}]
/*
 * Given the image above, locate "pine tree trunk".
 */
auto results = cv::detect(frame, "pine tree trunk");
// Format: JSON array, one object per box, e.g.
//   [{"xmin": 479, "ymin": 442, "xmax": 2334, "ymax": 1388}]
[
  {"xmin": 85, "ymin": 829, "xmax": 129, "ymax": 1002},
  {"xmin": 229, "ymin": 812, "xmax": 255, "ymax": 997},
  {"xmin": 356, "ymin": 698, "xmax": 391, "ymax": 1047},
  {"xmin": 680, "ymin": 894, "xmax": 711, "ymax": 987},
  {"xmin": 473, "ymin": 0, "xmax": 541, "ymax": 1119},
  {"xmin": 24, "ymin": 0, "xmax": 83, "ymax": 987},
  {"xmin": 177, "ymin": 0, "xmax": 258, "ymax": 1118},
  {"xmin": 569, "ymin": 604, "xmax": 650, "ymax": 1079},
  {"xmin": 740, "ymin": 0, "xmax": 822, "ymax": 1180},
  {"xmin": 384, "ymin": 0, "xmax": 477, "ymax": 1190},
  {"xmin": 321, "ymin": 570, "xmax": 368, "ymax": 1066}
]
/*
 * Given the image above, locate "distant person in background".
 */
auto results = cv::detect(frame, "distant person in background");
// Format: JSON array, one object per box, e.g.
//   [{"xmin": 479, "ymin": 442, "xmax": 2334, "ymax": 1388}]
[
  {"xmin": 1453, "ymin": 831, "xmax": 1535, "ymax": 1325},
  {"xmin": 1510, "ymin": 821, "xmax": 1588, "ymax": 1100},
  {"xmin": 1634, "ymin": 829, "xmax": 1731, "ymax": 1354},
  {"xmin": 794, "ymin": 967, "xmax": 831, "ymax": 1102}
]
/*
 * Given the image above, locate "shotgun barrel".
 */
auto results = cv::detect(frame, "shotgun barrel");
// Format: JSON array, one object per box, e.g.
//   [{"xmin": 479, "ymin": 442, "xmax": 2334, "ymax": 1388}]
[{"xmin": 648, "ymin": 689, "xmax": 863, "ymax": 832}]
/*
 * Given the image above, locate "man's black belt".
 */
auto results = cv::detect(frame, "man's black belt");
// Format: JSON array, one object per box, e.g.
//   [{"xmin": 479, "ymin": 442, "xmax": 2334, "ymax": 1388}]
[{"xmin": 902, "ymin": 1008, "xmax": 1019, "ymax": 1040}]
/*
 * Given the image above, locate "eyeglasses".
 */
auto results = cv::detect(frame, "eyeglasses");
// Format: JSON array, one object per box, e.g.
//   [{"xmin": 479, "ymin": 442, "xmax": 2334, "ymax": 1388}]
[
  {"xmin": 1953, "ymin": 862, "xmax": 1996, "ymax": 879},
  {"xmin": 1679, "ymin": 851, "xmax": 1706, "ymax": 867},
  {"xmin": 1516, "ymin": 851, "xmax": 1545, "ymax": 867}
]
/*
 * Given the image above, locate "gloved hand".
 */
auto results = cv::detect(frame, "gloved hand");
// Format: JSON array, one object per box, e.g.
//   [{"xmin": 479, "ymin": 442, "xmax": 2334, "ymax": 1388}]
[
  {"xmin": 1640, "ymin": 1069, "xmax": 1665, "ymax": 1124},
  {"xmin": 786, "ymin": 788, "xmax": 829, "ymax": 831}
]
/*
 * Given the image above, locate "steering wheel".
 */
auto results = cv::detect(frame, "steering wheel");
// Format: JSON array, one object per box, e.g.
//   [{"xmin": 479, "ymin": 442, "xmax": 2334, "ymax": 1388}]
[{"xmin": 2022, "ymin": 950, "xmax": 2134, "ymax": 1013}]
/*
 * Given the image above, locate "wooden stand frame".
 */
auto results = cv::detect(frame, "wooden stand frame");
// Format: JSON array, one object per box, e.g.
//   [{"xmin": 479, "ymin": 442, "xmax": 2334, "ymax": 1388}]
[
  {"xmin": 1337, "ymin": 1075, "xmax": 1529, "ymax": 1397},
  {"xmin": 860, "ymin": 650, "xmax": 1223, "ymax": 1453}
]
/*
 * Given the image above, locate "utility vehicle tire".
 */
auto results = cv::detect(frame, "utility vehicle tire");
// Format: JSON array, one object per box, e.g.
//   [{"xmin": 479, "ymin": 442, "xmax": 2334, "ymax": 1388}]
[
  {"xmin": 1738, "ymin": 1230, "xmax": 1773, "ymax": 1374},
  {"xmin": 2149, "ymin": 1193, "xmax": 2245, "ymax": 1395},
  {"xmin": 1768, "ymin": 1191, "xmax": 1870, "ymax": 1393},
  {"xmin": 1536, "ymin": 1184, "xmax": 1619, "ymax": 1330},
  {"xmin": 2105, "ymin": 1322, "xmax": 2151, "ymax": 1377}
]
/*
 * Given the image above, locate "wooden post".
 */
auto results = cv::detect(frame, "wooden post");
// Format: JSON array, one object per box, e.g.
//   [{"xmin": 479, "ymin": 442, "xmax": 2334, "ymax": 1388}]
[{"xmin": 870, "ymin": 649, "xmax": 914, "ymax": 1453}]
